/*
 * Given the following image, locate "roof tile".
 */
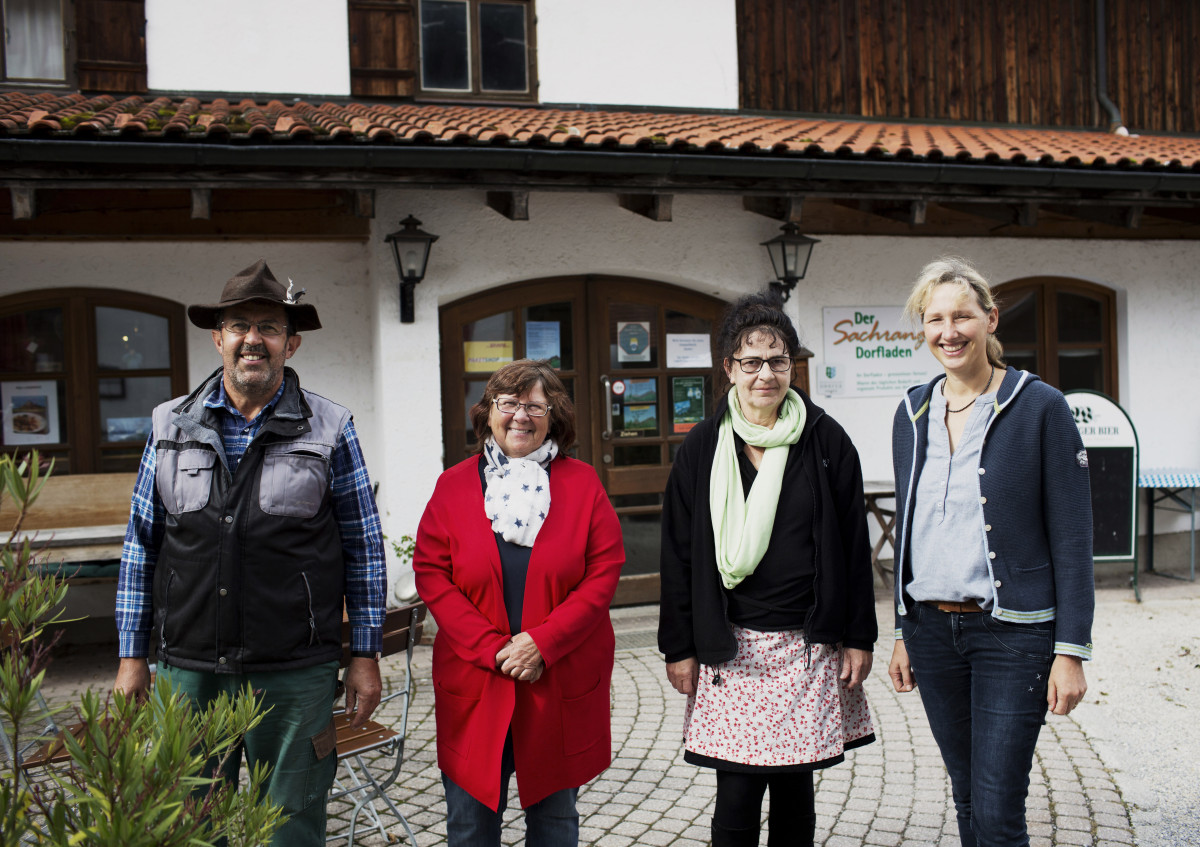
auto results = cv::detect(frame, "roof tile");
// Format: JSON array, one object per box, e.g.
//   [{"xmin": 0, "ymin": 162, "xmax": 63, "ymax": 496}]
[{"xmin": 2, "ymin": 91, "xmax": 1199, "ymax": 171}]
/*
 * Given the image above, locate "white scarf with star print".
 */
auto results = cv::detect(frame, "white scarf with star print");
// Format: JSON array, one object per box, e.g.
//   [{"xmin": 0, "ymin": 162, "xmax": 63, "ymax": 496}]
[{"xmin": 482, "ymin": 436, "xmax": 557, "ymax": 547}]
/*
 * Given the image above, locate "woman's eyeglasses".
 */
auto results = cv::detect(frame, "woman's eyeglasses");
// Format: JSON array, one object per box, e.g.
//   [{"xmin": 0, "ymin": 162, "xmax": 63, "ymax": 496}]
[
  {"xmin": 493, "ymin": 398, "xmax": 551, "ymax": 417},
  {"xmin": 730, "ymin": 356, "xmax": 795, "ymax": 374}
]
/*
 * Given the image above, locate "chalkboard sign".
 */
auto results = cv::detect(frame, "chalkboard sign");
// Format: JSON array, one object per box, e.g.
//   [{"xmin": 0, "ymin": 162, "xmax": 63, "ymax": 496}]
[{"xmin": 1063, "ymin": 390, "xmax": 1139, "ymax": 561}]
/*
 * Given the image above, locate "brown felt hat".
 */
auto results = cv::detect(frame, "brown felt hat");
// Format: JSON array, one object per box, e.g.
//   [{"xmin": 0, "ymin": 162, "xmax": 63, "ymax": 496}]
[{"xmin": 187, "ymin": 259, "xmax": 322, "ymax": 332}]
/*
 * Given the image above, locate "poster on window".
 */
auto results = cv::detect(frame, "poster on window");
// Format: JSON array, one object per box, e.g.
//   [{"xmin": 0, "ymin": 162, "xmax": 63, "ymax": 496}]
[
  {"xmin": 525, "ymin": 321, "xmax": 562, "ymax": 367},
  {"xmin": 617, "ymin": 321, "xmax": 652, "ymax": 363},
  {"xmin": 672, "ymin": 376, "xmax": 705, "ymax": 433},
  {"xmin": 817, "ymin": 307, "xmax": 941, "ymax": 398},
  {"xmin": 666, "ymin": 333, "xmax": 712, "ymax": 368},
  {"xmin": 463, "ymin": 340, "xmax": 514, "ymax": 373},
  {"xmin": 2, "ymin": 380, "xmax": 60, "ymax": 445}
]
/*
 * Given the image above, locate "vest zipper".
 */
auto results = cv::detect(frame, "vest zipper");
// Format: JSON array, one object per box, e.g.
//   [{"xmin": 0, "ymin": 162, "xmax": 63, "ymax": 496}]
[
  {"xmin": 301, "ymin": 572, "xmax": 318, "ymax": 646},
  {"xmin": 160, "ymin": 570, "xmax": 175, "ymax": 653}
]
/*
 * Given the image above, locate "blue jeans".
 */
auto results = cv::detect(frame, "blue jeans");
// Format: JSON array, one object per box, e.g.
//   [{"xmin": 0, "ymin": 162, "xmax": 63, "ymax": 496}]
[
  {"xmin": 442, "ymin": 733, "xmax": 579, "ymax": 847},
  {"xmin": 902, "ymin": 603, "xmax": 1054, "ymax": 847}
]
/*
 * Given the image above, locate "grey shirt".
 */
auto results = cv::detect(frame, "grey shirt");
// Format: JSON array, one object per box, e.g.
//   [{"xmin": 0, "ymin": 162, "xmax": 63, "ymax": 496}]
[{"xmin": 908, "ymin": 384, "xmax": 998, "ymax": 608}]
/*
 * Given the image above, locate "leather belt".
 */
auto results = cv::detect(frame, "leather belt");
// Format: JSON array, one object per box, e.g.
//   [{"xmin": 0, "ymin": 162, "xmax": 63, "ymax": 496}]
[{"xmin": 926, "ymin": 600, "xmax": 985, "ymax": 614}]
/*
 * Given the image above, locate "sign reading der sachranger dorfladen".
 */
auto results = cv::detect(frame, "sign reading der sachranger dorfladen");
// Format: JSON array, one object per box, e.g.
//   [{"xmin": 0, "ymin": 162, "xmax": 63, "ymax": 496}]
[{"xmin": 815, "ymin": 306, "xmax": 942, "ymax": 398}]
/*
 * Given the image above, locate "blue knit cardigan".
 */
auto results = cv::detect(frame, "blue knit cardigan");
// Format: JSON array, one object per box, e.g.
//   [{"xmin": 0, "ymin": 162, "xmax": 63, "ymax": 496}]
[{"xmin": 892, "ymin": 367, "xmax": 1095, "ymax": 659}]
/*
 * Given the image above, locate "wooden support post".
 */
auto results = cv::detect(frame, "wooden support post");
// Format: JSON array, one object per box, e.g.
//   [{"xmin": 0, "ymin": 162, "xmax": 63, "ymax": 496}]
[
  {"xmin": 618, "ymin": 193, "xmax": 672, "ymax": 222},
  {"xmin": 486, "ymin": 190, "xmax": 529, "ymax": 221},
  {"xmin": 190, "ymin": 188, "xmax": 212, "ymax": 220},
  {"xmin": 11, "ymin": 187, "xmax": 36, "ymax": 221},
  {"xmin": 742, "ymin": 195, "xmax": 804, "ymax": 222}
]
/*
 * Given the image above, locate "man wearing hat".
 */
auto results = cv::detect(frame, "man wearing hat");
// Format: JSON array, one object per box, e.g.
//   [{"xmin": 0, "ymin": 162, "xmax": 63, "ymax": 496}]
[{"xmin": 113, "ymin": 260, "xmax": 386, "ymax": 845}]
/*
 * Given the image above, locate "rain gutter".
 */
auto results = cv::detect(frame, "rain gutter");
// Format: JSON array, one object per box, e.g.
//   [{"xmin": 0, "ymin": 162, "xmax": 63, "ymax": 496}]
[{"xmin": 2, "ymin": 138, "xmax": 1198, "ymax": 194}]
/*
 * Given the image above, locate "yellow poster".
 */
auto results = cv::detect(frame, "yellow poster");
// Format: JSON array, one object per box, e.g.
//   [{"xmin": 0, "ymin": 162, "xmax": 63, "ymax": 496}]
[{"xmin": 464, "ymin": 340, "xmax": 514, "ymax": 373}]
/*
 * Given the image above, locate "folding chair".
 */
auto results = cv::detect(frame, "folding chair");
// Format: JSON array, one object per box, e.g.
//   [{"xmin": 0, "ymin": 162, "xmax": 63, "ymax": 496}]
[{"xmin": 327, "ymin": 602, "xmax": 426, "ymax": 847}]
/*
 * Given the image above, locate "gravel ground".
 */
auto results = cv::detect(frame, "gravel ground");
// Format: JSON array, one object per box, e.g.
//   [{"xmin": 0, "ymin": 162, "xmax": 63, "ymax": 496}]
[{"xmin": 1069, "ymin": 570, "xmax": 1200, "ymax": 847}]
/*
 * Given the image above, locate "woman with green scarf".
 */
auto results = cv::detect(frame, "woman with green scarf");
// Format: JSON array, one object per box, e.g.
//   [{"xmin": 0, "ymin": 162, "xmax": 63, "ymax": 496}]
[{"xmin": 658, "ymin": 292, "xmax": 878, "ymax": 847}]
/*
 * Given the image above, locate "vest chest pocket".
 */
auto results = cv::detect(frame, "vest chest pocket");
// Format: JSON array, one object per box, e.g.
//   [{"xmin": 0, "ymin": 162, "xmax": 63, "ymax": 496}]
[
  {"xmin": 259, "ymin": 442, "xmax": 332, "ymax": 518},
  {"xmin": 157, "ymin": 448, "xmax": 217, "ymax": 514}
]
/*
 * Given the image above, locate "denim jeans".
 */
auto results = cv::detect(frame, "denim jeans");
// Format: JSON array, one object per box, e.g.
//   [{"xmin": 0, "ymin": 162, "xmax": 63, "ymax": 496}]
[
  {"xmin": 442, "ymin": 733, "xmax": 579, "ymax": 847},
  {"xmin": 901, "ymin": 602, "xmax": 1054, "ymax": 847}
]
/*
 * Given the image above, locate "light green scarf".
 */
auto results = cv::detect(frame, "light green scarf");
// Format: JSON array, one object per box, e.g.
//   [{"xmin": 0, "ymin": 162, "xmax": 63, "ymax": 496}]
[{"xmin": 710, "ymin": 386, "xmax": 807, "ymax": 590}]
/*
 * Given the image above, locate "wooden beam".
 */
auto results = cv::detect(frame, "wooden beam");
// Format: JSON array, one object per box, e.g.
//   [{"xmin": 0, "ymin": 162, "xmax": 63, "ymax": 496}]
[
  {"xmin": 486, "ymin": 190, "xmax": 529, "ymax": 221},
  {"xmin": 742, "ymin": 194, "xmax": 804, "ymax": 222},
  {"xmin": 1044, "ymin": 203, "xmax": 1143, "ymax": 230},
  {"xmin": 940, "ymin": 201, "xmax": 1038, "ymax": 227},
  {"xmin": 618, "ymin": 193, "xmax": 673, "ymax": 222},
  {"xmin": 190, "ymin": 188, "xmax": 211, "ymax": 220},
  {"xmin": 353, "ymin": 189, "xmax": 375, "ymax": 218},
  {"xmin": 836, "ymin": 198, "xmax": 926, "ymax": 225},
  {"xmin": 11, "ymin": 187, "xmax": 36, "ymax": 221}
]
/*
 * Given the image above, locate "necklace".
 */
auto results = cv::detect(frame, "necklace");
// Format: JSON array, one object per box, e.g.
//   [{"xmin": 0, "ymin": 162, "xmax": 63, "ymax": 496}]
[{"xmin": 942, "ymin": 367, "xmax": 995, "ymax": 414}]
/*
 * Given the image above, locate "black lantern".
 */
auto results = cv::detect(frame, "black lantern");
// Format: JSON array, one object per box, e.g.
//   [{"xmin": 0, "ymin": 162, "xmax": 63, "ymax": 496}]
[
  {"xmin": 385, "ymin": 215, "xmax": 439, "ymax": 323},
  {"xmin": 761, "ymin": 222, "xmax": 819, "ymax": 301}
]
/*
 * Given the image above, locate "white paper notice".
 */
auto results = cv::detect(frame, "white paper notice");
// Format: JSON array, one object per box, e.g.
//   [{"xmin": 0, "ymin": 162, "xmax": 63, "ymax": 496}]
[{"xmin": 666, "ymin": 333, "xmax": 712, "ymax": 369}]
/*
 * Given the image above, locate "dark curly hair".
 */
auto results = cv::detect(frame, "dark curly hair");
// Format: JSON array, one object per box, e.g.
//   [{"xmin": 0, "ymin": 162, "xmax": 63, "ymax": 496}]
[
  {"xmin": 469, "ymin": 359, "xmax": 576, "ymax": 454},
  {"xmin": 716, "ymin": 290, "xmax": 803, "ymax": 369}
]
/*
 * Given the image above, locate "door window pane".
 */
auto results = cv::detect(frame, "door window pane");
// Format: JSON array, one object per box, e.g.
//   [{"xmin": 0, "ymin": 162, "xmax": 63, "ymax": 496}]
[
  {"xmin": 524, "ymin": 302, "xmax": 572, "ymax": 370},
  {"xmin": 999, "ymin": 291, "xmax": 1038, "ymax": 344},
  {"xmin": 100, "ymin": 376, "xmax": 172, "ymax": 444},
  {"xmin": 95, "ymin": 307, "xmax": 171, "ymax": 371},
  {"xmin": 616, "ymin": 512, "xmax": 662, "ymax": 576},
  {"xmin": 1057, "ymin": 292, "xmax": 1103, "ymax": 343},
  {"xmin": 463, "ymin": 311, "xmax": 514, "ymax": 373},
  {"xmin": 1004, "ymin": 350, "xmax": 1039, "ymax": 376},
  {"xmin": 0, "ymin": 307, "xmax": 64, "ymax": 372},
  {"xmin": 1058, "ymin": 350, "xmax": 1104, "ymax": 393},
  {"xmin": 613, "ymin": 443, "xmax": 661, "ymax": 467},
  {"xmin": 479, "ymin": 3, "xmax": 527, "ymax": 92},
  {"xmin": 2, "ymin": 0, "xmax": 65, "ymax": 81},
  {"xmin": 612, "ymin": 376, "xmax": 658, "ymax": 437},
  {"xmin": 421, "ymin": 0, "xmax": 470, "ymax": 90},
  {"xmin": 608, "ymin": 304, "xmax": 656, "ymax": 369},
  {"xmin": 463, "ymin": 378, "xmax": 488, "ymax": 445}
]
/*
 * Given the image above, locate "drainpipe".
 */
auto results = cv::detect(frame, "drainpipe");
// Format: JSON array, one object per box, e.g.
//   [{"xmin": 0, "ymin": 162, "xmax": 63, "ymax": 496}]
[{"xmin": 1095, "ymin": 0, "xmax": 1128, "ymax": 134}]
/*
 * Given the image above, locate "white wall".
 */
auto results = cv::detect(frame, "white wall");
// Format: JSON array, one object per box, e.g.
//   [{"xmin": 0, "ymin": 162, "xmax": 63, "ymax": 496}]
[
  {"xmin": 146, "ymin": 0, "xmax": 351, "ymax": 95},
  {"xmin": 537, "ymin": 0, "xmax": 738, "ymax": 109}
]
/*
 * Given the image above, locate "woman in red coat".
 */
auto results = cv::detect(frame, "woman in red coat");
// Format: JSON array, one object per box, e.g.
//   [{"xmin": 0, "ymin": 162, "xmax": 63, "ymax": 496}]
[{"xmin": 413, "ymin": 359, "xmax": 624, "ymax": 847}]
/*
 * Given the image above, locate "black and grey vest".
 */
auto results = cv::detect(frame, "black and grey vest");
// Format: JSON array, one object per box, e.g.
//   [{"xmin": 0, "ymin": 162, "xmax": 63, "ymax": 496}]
[{"xmin": 150, "ymin": 367, "xmax": 350, "ymax": 673}]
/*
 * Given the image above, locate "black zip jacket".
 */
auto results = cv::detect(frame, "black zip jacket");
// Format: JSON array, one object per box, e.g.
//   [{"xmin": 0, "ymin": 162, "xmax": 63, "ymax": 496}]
[{"xmin": 657, "ymin": 391, "xmax": 878, "ymax": 665}]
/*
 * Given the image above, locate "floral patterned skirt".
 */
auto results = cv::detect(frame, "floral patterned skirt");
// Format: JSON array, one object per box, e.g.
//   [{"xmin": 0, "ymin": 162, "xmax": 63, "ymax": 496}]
[{"xmin": 683, "ymin": 625, "xmax": 875, "ymax": 771}]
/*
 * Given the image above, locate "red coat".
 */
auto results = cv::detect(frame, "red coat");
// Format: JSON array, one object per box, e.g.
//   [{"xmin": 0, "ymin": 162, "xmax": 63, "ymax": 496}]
[{"xmin": 413, "ymin": 454, "xmax": 624, "ymax": 810}]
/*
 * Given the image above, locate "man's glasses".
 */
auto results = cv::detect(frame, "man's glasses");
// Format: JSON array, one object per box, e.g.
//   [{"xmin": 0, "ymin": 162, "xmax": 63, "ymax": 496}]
[
  {"xmin": 493, "ymin": 398, "xmax": 551, "ymax": 417},
  {"xmin": 221, "ymin": 319, "xmax": 288, "ymax": 338},
  {"xmin": 730, "ymin": 356, "xmax": 795, "ymax": 374}
]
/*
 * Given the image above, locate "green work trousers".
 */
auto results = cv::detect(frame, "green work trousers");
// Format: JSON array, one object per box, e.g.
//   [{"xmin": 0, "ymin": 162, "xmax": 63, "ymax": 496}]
[{"xmin": 160, "ymin": 660, "xmax": 341, "ymax": 847}]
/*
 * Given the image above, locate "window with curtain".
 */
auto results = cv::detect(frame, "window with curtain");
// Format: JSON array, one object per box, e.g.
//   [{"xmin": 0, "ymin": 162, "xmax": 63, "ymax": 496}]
[{"xmin": 1, "ymin": 0, "xmax": 67, "ymax": 83}]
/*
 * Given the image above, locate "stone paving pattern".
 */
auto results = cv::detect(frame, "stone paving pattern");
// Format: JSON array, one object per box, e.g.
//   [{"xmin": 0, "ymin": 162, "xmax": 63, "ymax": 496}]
[{"xmin": 40, "ymin": 574, "xmax": 1200, "ymax": 846}]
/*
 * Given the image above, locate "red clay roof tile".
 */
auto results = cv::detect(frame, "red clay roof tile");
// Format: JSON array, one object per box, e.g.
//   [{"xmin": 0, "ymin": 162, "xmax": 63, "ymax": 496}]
[{"xmin": 2, "ymin": 91, "xmax": 1199, "ymax": 172}]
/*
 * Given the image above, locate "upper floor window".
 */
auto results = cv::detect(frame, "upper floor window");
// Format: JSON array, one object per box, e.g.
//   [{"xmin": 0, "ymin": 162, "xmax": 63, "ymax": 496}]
[
  {"xmin": 994, "ymin": 278, "xmax": 1118, "ymax": 400},
  {"xmin": 420, "ymin": 0, "xmax": 532, "ymax": 95},
  {"xmin": 1, "ymin": 0, "xmax": 68, "ymax": 85},
  {"xmin": 0, "ymin": 289, "xmax": 188, "ymax": 474},
  {"xmin": 348, "ymin": 0, "xmax": 534, "ymax": 100}
]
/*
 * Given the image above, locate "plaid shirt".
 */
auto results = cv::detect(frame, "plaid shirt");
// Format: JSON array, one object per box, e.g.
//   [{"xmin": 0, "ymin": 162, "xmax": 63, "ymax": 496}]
[{"xmin": 116, "ymin": 376, "xmax": 385, "ymax": 657}]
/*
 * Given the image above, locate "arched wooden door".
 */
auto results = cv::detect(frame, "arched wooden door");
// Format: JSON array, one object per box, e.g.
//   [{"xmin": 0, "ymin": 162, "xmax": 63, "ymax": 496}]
[{"xmin": 440, "ymin": 275, "xmax": 727, "ymax": 604}]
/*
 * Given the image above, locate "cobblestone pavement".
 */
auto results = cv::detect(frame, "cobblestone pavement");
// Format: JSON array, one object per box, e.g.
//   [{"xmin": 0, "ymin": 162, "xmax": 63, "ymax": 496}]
[{"xmin": 36, "ymin": 572, "xmax": 1199, "ymax": 846}]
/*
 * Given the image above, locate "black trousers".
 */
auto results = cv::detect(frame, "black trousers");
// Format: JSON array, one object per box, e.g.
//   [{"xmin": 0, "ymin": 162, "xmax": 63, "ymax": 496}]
[{"xmin": 712, "ymin": 769, "xmax": 815, "ymax": 847}]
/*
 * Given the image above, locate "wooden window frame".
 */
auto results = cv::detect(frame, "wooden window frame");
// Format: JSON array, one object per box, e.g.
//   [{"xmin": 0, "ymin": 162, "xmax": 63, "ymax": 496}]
[
  {"xmin": 417, "ymin": 0, "xmax": 537, "ymax": 102},
  {"xmin": 0, "ymin": 0, "xmax": 76, "ymax": 90},
  {"xmin": 994, "ymin": 277, "xmax": 1119, "ymax": 400},
  {"xmin": 0, "ymin": 288, "xmax": 188, "ymax": 474}
]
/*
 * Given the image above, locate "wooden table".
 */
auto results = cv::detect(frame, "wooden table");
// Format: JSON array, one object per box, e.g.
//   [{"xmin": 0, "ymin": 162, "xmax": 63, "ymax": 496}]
[{"xmin": 863, "ymin": 481, "xmax": 897, "ymax": 586}]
